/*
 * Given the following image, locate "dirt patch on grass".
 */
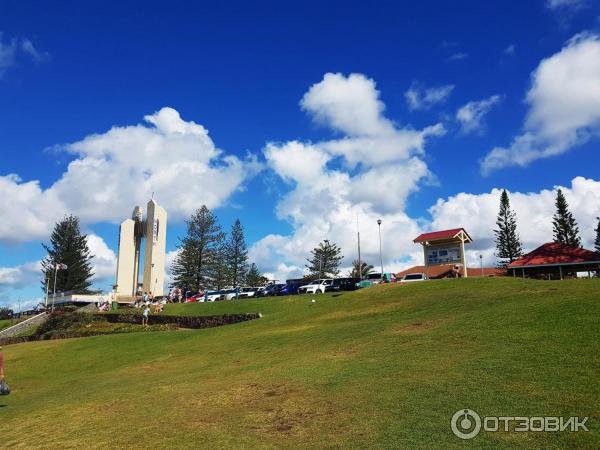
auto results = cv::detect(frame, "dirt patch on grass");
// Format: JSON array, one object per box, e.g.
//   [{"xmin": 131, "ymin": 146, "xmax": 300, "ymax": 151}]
[
  {"xmin": 391, "ymin": 319, "xmax": 443, "ymax": 335},
  {"xmin": 257, "ymin": 323, "xmax": 317, "ymax": 336},
  {"xmin": 175, "ymin": 381, "xmax": 349, "ymax": 441},
  {"xmin": 318, "ymin": 301, "xmax": 403, "ymax": 322},
  {"xmin": 323, "ymin": 346, "xmax": 363, "ymax": 360}
]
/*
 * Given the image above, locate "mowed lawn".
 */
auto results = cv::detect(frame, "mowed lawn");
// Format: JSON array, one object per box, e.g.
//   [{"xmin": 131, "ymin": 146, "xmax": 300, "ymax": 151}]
[{"xmin": 1, "ymin": 278, "xmax": 599, "ymax": 449}]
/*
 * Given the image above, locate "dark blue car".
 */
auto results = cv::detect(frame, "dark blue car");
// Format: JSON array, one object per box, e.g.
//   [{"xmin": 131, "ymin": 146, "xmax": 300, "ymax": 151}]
[{"xmin": 279, "ymin": 278, "xmax": 305, "ymax": 295}]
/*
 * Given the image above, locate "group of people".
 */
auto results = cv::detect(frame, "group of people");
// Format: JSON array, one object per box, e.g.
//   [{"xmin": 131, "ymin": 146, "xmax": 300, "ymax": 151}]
[
  {"xmin": 96, "ymin": 300, "xmax": 112, "ymax": 311},
  {"xmin": 134, "ymin": 291, "xmax": 169, "ymax": 327},
  {"xmin": 168, "ymin": 287, "xmax": 184, "ymax": 303}
]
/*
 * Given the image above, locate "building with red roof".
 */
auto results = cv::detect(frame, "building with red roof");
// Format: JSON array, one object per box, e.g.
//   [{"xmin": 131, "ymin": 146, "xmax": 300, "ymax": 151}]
[
  {"xmin": 413, "ymin": 228, "xmax": 473, "ymax": 277},
  {"xmin": 507, "ymin": 242, "xmax": 600, "ymax": 279}
]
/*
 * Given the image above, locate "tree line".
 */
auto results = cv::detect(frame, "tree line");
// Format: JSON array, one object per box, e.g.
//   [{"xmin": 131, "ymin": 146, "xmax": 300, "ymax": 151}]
[
  {"xmin": 495, "ymin": 188, "xmax": 600, "ymax": 267},
  {"xmin": 35, "ymin": 188, "xmax": 600, "ymax": 297},
  {"xmin": 170, "ymin": 205, "xmax": 269, "ymax": 291}
]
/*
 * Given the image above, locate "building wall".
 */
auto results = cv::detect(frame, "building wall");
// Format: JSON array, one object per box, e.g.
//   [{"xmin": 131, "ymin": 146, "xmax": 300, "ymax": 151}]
[
  {"xmin": 115, "ymin": 219, "xmax": 137, "ymax": 297},
  {"xmin": 142, "ymin": 199, "xmax": 167, "ymax": 297}
]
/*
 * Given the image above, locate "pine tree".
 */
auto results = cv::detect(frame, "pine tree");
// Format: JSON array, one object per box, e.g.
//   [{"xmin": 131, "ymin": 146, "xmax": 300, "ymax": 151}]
[
  {"xmin": 494, "ymin": 190, "xmax": 524, "ymax": 267},
  {"xmin": 209, "ymin": 238, "xmax": 228, "ymax": 290},
  {"xmin": 350, "ymin": 259, "xmax": 374, "ymax": 278},
  {"xmin": 171, "ymin": 206, "xmax": 225, "ymax": 292},
  {"xmin": 41, "ymin": 215, "xmax": 94, "ymax": 294},
  {"xmin": 246, "ymin": 263, "xmax": 269, "ymax": 287},
  {"xmin": 224, "ymin": 219, "xmax": 249, "ymax": 287},
  {"xmin": 0, "ymin": 307, "xmax": 13, "ymax": 320},
  {"xmin": 305, "ymin": 240, "xmax": 343, "ymax": 278},
  {"xmin": 552, "ymin": 189, "xmax": 581, "ymax": 248},
  {"xmin": 594, "ymin": 217, "xmax": 600, "ymax": 252}
]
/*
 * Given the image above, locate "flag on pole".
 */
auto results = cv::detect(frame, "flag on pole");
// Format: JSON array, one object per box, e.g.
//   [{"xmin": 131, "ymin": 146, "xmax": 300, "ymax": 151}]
[{"xmin": 55, "ymin": 263, "xmax": 68, "ymax": 270}]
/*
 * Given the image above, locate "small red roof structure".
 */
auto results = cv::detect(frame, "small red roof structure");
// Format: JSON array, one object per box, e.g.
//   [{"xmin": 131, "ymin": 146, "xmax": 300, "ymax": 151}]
[
  {"xmin": 414, "ymin": 228, "xmax": 473, "ymax": 244},
  {"xmin": 508, "ymin": 242, "xmax": 600, "ymax": 268}
]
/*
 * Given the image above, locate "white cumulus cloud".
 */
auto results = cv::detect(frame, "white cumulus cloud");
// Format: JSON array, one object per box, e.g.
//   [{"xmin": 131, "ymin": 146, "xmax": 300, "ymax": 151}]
[
  {"xmin": 481, "ymin": 33, "xmax": 600, "ymax": 174},
  {"xmin": 0, "ymin": 107, "xmax": 261, "ymax": 243},
  {"xmin": 429, "ymin": 176, "xmax": 600, "ymax": 266},
  {"xmin": 251, "ymin": 73, "xmax": 445, "ymax": 281}
]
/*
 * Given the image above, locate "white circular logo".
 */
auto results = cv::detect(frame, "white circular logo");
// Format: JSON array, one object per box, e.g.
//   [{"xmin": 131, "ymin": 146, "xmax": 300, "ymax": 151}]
[{"xmin": 451, "ymin": 409, "xmax": 482, "ymax": 439}]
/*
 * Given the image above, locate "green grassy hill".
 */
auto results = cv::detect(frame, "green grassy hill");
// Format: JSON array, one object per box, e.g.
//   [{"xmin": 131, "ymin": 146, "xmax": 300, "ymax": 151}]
[{"xmin": 2, "ymin": 278, "xmax": 598, "ymax": 449}]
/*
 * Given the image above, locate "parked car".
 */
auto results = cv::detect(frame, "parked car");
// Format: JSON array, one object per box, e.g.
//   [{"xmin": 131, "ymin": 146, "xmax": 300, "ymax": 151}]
[
  {"xmin": 185, "ymin": 292, "xmax": 205, "ymax": 302},
  {"xmin": 355, "ymin": 272, "xmax": 397, "ymax": 288},
  {"xmin": 325, "ymin": 277, "xmax": 360, "ymax": 292},
  {"xmin": 280, "ymin": 279, "xmax": 305, "ymax": 295},
  {"xmin": 259, "ymin": 283, "xmax": 286, "ymax": 297},
  {"xmin": 220, "ymin": 288, "xmax": 241, "ymax": 300},
  {"xmin": 400, "ymin": 273, "xmax": 428, "ymax": 283},
  {"xmin": 298, "ymin": 279, "xmax": 333, "ymax": 294},
  {"xmin": 238, "ymin": 287, "xmax": 260, "ymax": 298},
  {"xmin": 204, "ymin": 290, "xmax": 223, "ymax": 302}
]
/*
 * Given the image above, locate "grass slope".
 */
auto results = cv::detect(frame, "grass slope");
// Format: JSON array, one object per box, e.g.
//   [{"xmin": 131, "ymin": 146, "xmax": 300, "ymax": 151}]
[
  {"xmin": 1, "ymin": 278, "xmax": 598, "ymax": 449},
  {"xmin": 0, "ymin": 318, "xmax": 24, "ymax": 332}
]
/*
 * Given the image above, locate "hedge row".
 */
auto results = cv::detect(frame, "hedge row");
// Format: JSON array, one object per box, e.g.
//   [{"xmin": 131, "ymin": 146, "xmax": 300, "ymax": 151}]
[{"xmin": 101, "ymin": 313, "xmax": 261, "ymax": 328}]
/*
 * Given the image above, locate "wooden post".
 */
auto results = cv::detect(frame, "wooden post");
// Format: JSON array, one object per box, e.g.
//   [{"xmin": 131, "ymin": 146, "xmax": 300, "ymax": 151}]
[
  {"xmin": 461, "ymin": 236, "xmax": 468, "ymax": 278},
  {"xmin": 559, "ymin": 265, "xmax": 563, "ymax": 280},
  {"xmin": 521, "ymin": 268, "xmax": 525, "ymax": 278}
]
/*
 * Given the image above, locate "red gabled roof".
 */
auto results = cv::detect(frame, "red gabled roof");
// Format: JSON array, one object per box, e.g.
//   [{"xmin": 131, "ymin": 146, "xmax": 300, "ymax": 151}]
[
  {"xmin": 413, "ymin": 228, "xmax": 471, "ymax": 243},
  {"xmin": 508, "ymin": 242, "xmax": 600, "ymax": 268}
]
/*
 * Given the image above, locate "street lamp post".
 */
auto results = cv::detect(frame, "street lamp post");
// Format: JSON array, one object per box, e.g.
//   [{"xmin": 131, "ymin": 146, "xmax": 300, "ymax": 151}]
[
  {"xmin": 52, "ymin": 263, "xmax": 59, "ymax": 312},
  {"xmin": 480, "ymin": 254, "xmax": 483, "ymax": 277},
  {"xmin": 377, "ymin": 219, "xmax": 384, "ymax": 281},
  {"xmin": 51, "ymin": 263, "xmax": 67, "ymax": 312}
]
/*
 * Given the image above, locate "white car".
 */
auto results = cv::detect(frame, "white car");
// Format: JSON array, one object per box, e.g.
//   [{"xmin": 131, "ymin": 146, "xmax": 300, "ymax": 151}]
[
  {"xmin": 220, "ymin": 289, "xmax": 240, "ymax": 300},
  {"xmin": 204, "ymin": 291, "xmax": 223, "ymax": 302},
  {"xmin": 238, "ymin": 287, "xmax": 259, "ymax": 298},
  {"xmin": 298, "ymin": 279, "xmax": 333, "ymax": 294},
  {"xmin": 400, "ymin": 273, "xmax": 428, "ymax": 283}
]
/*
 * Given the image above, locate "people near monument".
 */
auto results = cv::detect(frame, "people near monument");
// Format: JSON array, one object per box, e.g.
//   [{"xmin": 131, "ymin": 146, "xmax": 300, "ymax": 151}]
[
  {"xmin": 142, "ymin": 306, "xmax": 150, "ymax": 327},
  {"xmin": 97, "ymin": 300, "xmax": 111, "ymax": 311},
  {"xmin": 0, "ymin": 346, "xmax": 4, "ymax": 381}
]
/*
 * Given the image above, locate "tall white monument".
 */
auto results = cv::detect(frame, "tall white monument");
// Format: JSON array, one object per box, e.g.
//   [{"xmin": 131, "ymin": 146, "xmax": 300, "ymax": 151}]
[{"xmin": 115, "ymin": 199, "xmax": 167, "ymax": 299}]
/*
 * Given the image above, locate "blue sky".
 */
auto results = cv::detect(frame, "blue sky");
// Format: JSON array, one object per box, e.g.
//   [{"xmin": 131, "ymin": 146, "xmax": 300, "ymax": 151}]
[{"xmin": 2, "ymin": 0, "xmax": 600, "ymax": 309}]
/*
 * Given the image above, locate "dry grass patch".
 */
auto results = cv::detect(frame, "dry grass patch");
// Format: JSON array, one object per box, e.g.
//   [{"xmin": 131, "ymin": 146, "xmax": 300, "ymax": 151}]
[{"xmin": 390, "ymin": 319, "xmax": 444, "ymax": 335}]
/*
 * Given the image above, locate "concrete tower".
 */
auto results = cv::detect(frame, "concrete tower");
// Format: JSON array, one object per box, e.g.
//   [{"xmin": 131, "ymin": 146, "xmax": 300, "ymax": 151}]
[
  {"xmin": 115, "ymin": 200, "xmax": 167, "ymax": 300},
  {"xmin": 142, "ymin": 199, "xmax": 168, "ymax": 297}
]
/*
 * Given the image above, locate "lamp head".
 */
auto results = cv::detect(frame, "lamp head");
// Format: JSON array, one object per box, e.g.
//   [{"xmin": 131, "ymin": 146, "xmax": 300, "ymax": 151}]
[{"xmin": 377, "ymin": 219, "xmax": 382, "ymax": 226}]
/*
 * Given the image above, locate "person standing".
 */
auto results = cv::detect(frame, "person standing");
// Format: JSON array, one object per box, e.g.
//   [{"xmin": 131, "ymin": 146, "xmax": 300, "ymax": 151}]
[{"xmin": 142, "ymin": 305, "xmax": 150, "ymax": 327}]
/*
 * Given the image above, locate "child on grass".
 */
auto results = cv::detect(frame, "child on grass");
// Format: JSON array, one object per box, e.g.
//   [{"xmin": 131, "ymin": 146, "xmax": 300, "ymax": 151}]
[{"xmin": 142, "ymin": 306, "xmax": 150, "ymax": 327}]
